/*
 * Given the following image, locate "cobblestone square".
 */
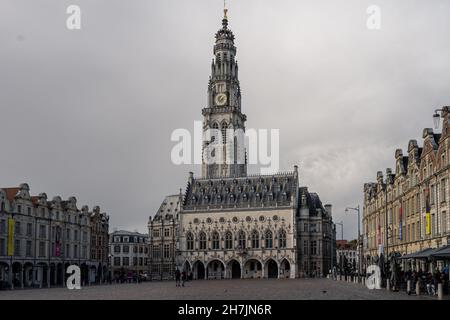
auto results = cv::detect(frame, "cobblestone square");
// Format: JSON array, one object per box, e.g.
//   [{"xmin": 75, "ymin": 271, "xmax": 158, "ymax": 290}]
[{"xmin": 0, "ymin": 278, "xmax": 438, "ymax": 300}]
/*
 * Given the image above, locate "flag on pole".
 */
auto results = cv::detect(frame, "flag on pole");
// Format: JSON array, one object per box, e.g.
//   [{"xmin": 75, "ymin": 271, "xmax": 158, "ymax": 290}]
[
  {"xmin": 376, "ymin": 215, "xmax": 381, "ymax": 245},
  {"xmin": 398, "ymin": 203, "xmax": 403, "ymax": 240},
  {"xmin": 425, "ymin": 185, "xmax": 431, "ymax": 235},
  {"xmin": 55, "ymin": 227, "xmax": 61, "ymax": 257},
  {"xmin": 7, "ymin": 217, "xmax": 14, "ymax": 256}
]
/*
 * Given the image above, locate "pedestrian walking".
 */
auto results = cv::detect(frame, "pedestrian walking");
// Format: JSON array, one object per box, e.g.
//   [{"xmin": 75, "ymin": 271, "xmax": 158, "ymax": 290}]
[
  {"xmin": 175, "ymin": 269, "xmax": 181, "ymax": 287},
  {"xmin": 181, "ymin": 271, "xmax": 186, "ymax": 287}
]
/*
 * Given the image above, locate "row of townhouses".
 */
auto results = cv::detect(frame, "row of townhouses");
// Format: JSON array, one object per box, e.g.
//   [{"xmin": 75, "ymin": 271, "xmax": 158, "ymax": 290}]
[
  {"xmin": 363, "ymin": 107, "xmax": 450, "ymax": 270},
  {"xmin": 0, "ymin": 183, "xmax": 109, "ymax": 288}
]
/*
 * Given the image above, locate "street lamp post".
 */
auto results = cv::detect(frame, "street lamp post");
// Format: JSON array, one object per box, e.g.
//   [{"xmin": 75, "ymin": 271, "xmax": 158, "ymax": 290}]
[
  {"xmin": 108, "ymin": 253, "xmax": 113, "ymax": 284},
  {"xmin": 8, "ymin": 211, "xmax": 15, "ymax": 290},
  {"xmin": 433, "ymin": 107, "xmax": 450, "ymax": 129},
  {"xmin": 78, "ymin": 214, "xmax": 82, "ymax": 285},
  {"xmin": 345, "ymin": 206, "xmax": 362, "ymax": 276}
]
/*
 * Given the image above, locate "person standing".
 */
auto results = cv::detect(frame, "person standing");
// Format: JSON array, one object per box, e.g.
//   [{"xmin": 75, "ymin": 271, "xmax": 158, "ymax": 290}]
[
  {"xmin": 175, "ymin": 269, "xmax": 181, "ymax": 287},
  {"xmin": 181, "ymin": 271, "xmax": 186, "ymax": 287}
]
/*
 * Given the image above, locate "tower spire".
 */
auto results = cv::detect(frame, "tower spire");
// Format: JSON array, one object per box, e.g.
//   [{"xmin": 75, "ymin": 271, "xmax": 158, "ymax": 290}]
[{"xmin": 222, "ymin": 0, "xmax": 228, "ymax": 28}]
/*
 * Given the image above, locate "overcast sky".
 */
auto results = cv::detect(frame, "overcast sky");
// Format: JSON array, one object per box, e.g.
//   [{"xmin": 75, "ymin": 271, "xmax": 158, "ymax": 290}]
[{"xmin": 1, "ymin": 0, "xmax": 450, "ymax": 239}]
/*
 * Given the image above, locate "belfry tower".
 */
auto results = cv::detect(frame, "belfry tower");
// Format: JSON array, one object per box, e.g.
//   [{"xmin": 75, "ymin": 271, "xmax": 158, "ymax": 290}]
[{"xmin": 201, "ymin": 7, "xmax": 247, "ymax": 179}]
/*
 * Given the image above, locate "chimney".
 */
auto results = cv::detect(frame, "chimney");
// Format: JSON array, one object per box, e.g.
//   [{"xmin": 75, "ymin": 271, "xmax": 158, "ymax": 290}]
[{"xmin": 324, "ymin": 204, "xmax": 332, "ymax": 216}]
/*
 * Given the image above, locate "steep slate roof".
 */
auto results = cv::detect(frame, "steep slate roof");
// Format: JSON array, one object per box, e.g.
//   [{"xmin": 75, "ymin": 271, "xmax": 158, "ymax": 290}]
[
  {"xmin": 110, "ymin": 230, "xmax": 148, "ymax": 237},
  {"xmin": 153, "ymin": 194, "xmax": 181, "ymax": 221},
  {"xmin": 183, "ymin": 172, "xmax": 298, "ymax": 211},
  {"xmin": 1, "ymin": 187, "xmax": 20, "ymax": 202},
  {"xmin": 299, "ymin": 187, "xmax": 328, "ymax": 217}
]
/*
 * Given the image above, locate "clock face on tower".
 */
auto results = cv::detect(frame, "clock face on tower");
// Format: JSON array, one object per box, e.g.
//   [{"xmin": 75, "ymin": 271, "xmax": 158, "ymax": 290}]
[{"xmin": 215, "ymin": 93, "xmax": 227, "ymax": 106}]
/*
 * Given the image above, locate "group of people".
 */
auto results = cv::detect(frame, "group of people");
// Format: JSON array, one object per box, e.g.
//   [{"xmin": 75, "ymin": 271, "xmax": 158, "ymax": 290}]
[
  {"xmin": 112, "ymin": 270, "xmax": 147, "ymax": 284},
  {"xmin": 175, "ymin": 269, "xmax": 189, "ymax": 287},
  {"xmin": 403, "ymin": 269, "xmax": 449, "ymax": 295}
]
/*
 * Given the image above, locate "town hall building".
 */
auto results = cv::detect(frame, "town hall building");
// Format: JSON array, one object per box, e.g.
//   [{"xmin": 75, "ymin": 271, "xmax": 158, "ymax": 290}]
[{"xmin": 148, "ymin": 8, "xmax": 336, "ymax": 280}]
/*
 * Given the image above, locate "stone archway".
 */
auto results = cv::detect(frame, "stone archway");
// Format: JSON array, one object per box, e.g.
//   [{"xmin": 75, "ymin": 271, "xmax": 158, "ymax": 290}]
[
  {"xmin": 206, "ymin": 260, "xmax": 225, "ymax": 280},
  {"xmin": 0, "ymin": 262, "xmax": 9, "ymax": 287},
  {"xmin": 280, "ymin": 259, "xmax": 291, "ymax": 278},
  {"xmin": 36, "ymin": 262, "xmax": 48, "ymax": 288},
  {"xmin": 265, "ymin": 259, "xmax": 278, "ymax": 279},
  {"xmin": 227, "ymin": 259, "xmax": 241, "ymax": 279},
  {"xmin": 23, "ymin": 262, "xmax": 34, "ymax": 287},
  {"xmin": 193, "ymin": 261, "xmax": 206, "ymax": 280},
  {"xmin": 12, "ymin": 262, "xmax": 22, "ymax": 288},
  {"xmin": 243, "ymin": 259, "xmax": 262, "ymax": 278}
]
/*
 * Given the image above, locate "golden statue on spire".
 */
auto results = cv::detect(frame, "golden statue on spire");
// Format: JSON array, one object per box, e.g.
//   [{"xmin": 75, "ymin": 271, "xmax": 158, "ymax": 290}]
[{"xmin": 224, "ymin": 0, "xmax": 228, "ymax": 19}]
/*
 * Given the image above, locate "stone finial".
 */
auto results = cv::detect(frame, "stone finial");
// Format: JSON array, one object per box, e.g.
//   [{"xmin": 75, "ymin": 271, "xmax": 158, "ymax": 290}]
[
  {"xmin": 68, "ymin": 196, "xmax": 77, "ymax": 204},
  {"xmin": 422, "ymin": 128, "xmax": 433, "ymax": 139},
  {"xmin": 38, "ymin": 193, "xmax": 47, "ymax": 200},
  {"xmin": 19, "ymin": 183, "xmax": 30, "ymax": 191}
]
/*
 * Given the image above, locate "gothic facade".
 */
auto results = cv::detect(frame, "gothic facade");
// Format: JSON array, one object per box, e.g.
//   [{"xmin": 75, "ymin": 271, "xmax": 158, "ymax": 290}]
[
  {"xmin": 363, "ymin": 107, "xmax": 450, "ymax": 266},
  {"xmin": 148, "ymin": 195, "xmax": 180, "ymax": 280},
  {"xmin": 148, "ymin": 9, "xmax": 335, "ymax": 280}
]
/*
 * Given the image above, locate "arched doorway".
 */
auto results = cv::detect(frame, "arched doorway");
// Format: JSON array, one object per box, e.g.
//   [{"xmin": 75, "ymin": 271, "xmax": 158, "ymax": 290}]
[
  {"xmin": 23, "ymin": 262, "xmax": 33, "ymax": 287},
  {"xmin": 206, "ymin": 260, "xmax": 225, "ymax": 279},
  {"xmin": 36, "ymin": 263, "xmax": 48, "ymax": 287},
  {"xmin": 227, "ymin": 260, "xmax": 241, "ymax": 279},
  {"xmin": 266, "ymin": 259, "xmax": 278, "ymax": 279},
  {"xmin": 193, "ymin": 261, "xmax": 205, "ymax": 280},
  {"xmin": 0, "ymin": 262, "xmax": 9, "ymax": 287},
  {"xmin": 280, "ymin": 259, "xmax": 291, "ymax": 278},
  {"xmin": 244, "ymin": 259, "xmax": 262, "ymax": 278},
  {"xmin": 12, "ymin": 262, "xmax": 22, "ymax": 287}
]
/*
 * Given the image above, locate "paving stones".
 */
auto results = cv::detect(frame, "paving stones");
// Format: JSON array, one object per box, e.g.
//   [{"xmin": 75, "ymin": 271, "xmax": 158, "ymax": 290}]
[{"xmin": 0, "ymin": 278, "xmax": 435, "ymax": 300}]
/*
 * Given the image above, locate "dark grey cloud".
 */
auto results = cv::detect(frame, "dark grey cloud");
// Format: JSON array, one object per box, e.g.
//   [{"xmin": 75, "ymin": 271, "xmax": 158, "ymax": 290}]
[{"xmin": 1, "ymin": 0, "xmax": 450, "ymax": 238}]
